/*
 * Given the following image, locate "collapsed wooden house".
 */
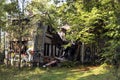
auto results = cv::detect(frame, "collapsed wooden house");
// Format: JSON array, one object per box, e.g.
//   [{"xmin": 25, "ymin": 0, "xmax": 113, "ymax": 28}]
[
  {"xmin": 33, "ymin": 22, "xmax": 68, "ymax": 57},
  {"xmin": 7, "ymin": 17, "xmax": 104, "ymax": 65},
  {"xmin": 8, "ymin": 17, "xmax": 68, "ymax": 58}
]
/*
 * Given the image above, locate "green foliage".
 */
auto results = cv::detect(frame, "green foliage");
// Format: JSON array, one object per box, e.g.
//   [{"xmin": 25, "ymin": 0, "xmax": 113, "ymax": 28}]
[
  {"xmin": 27, "ymin": 0, "xmax": 59, "ymax": 30},
  {"xmin": 4, "ymin": 1, "xmax": 19, "ymax": 15},
  {"xmin": 0, "ymin": 0, "xmax": 6, "ymax": 28},
  {"xmin": 0, "ymin": 0, "xmax": 120, "ymax": 69},
  {"xmin": 53, "ymin": 0, "xmax": 120, "ymax": 67}
]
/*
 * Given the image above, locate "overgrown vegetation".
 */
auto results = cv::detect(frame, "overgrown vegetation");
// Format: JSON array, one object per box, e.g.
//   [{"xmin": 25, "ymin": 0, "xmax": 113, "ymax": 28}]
[
  {"xmin": 0, "ymin": 0, "xmax": 120, "ymax": 79},
  {"xmin": 0, "ymin": 64, "xmax": 118, "ymax": 80}
]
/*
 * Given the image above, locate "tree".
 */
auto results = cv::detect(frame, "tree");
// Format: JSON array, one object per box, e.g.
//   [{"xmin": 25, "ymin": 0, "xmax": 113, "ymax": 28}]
[
  {"xmin": 27, "ymin": 0, "xmax": 60, "ymax": 28},
  {"xmin": 4, "ymin": 0, "xmax": 32, "ymax": 69},
  {"xmin": 26, "ymin": 0, "xmax": 62, "ymax": 53},
  {"xmin": 53, "ymin": 0, "xmax": 120, "ymax": 64},
  {"xmin": 0, "ymin": 0, "xmax": 6, "ymax": 53}
]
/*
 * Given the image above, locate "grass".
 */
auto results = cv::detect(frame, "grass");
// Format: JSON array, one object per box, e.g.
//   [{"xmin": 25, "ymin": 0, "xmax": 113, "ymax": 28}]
[{"xmin": 0, "ymin": 64, "xmax": 118, "ymax": 80}]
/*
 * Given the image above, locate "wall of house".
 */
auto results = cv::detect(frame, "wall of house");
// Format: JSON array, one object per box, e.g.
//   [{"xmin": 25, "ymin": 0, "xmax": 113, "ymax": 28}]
[
  {"xmin": 44, "ymin": 43, "xmax": 64, "ymax": 57},
  {"xmin": 33, "ymin": 22, "xmax": 65, "ymax": 58}
]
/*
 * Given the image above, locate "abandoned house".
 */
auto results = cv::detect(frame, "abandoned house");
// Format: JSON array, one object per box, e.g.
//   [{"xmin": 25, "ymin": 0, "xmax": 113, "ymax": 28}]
[
  {"xmin": 7, "ymin": 17, "xmax": 68, "ymax": 60},
  {"xmin": 5, "ymin": 16, "xmax": 104, "ymax": 65}
]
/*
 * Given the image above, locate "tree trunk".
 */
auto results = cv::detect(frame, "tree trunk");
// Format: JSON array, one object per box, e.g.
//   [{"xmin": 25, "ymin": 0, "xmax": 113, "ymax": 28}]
[
  {"xmin": 18, "ymin": 36, "xmax": 22, "ymax": 69},
  {"xmin": 0, "ymin": 27, "xmax": 1, "ymax": 53},
  {"xmin": 81, "ymin": 42, "xmax": 85, "ymax": 64},
  {"xmin": 74, "ymin": 44, "xmax": 80, "ymax": 61}
]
